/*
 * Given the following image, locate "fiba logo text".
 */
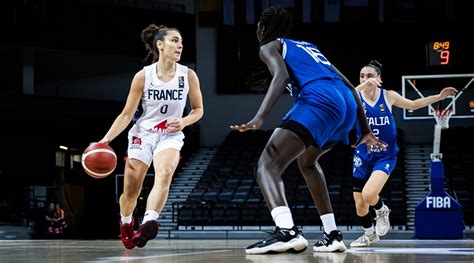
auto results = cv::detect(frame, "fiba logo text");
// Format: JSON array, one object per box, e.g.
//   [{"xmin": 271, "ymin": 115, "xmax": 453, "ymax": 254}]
[{"xmin": 426, "ymin": 196, "xmax": 451, "ymax": 208}]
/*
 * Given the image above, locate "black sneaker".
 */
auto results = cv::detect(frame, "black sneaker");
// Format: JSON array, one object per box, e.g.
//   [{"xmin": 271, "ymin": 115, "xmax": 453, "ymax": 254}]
[
  {"xmin": 245, "ymin": 226, "xmax": 308, "ymax": 254},
  {"xmin": 132, "ymin": 220, "xmax": 159, "ymax": 248},
  {"xmin": 313, "ymin": 230, "xmax": 347, "ymax": 252}
]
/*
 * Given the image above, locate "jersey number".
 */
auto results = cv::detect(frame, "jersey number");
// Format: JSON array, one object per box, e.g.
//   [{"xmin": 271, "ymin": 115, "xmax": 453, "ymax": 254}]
[
  {"xmin": 296, "ymin": 44, "xmax": 331, "ymax": 65},
  {"xmin": 160, "ymin": 105, "xmax": 168, "ymax": 114},
  {"xmin": 372, "ymin": 128, "xmax": 380, "ymax": 138}
]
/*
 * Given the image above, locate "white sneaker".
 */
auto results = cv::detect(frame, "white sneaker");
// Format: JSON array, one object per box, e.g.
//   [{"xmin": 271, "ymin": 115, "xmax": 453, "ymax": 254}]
[
  {"xmin": 350, "ymin": 232, "xmax": 379, "ymax": 247},
  {"xmin": 375, "ymin": 205, "xmax": 391, "ymax": 236}
]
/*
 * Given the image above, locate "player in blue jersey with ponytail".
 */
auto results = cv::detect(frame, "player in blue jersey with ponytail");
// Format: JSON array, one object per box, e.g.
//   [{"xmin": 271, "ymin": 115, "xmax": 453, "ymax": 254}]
[
  {"xmin": 231, "ymin": 6, "xmax": 387, "ymax": 254},
  {"xmin": 350, "ymin": 60, "xmax": 457, "ymax": 247}
]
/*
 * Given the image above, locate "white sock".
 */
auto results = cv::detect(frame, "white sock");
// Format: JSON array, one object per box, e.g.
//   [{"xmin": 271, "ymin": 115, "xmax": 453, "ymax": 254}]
[
  {"xmin": 121, "ymin": 213, "xmax": 132, "ymax": 224},
  {"xmin": 142, "ymin": 210, "xmax": 159, "ymax": 224},
  {"xmin": 270, "ymin": 206, "xmax": 294, "ymax": 229},
  {"xmin": 363, "ymin": 225, "xmax": 375, "ymax": 235},
  {"xmin": 320, "ymin": 213, "xmax": 337, "ymax": 234}
]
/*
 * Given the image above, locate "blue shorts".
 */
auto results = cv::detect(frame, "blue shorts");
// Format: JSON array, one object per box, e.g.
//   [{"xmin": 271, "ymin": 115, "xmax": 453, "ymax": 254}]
[
  {"xmin": 353, "ymin": 154, "xmax": 397, "ymax": 180},
  {"xmin": 282, "ymin": 79, "xmax": 357, "ymax": 148}
]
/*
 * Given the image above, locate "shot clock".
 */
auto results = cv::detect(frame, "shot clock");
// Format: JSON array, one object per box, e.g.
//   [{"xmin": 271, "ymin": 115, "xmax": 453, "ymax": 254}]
[{"xmin": 427, "ymin": 41, "xmax": 451, "ymax": 67}]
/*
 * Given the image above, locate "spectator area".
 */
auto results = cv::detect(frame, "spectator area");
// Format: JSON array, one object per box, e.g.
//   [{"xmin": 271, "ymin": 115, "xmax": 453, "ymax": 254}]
[{"xmin": 177, "ymin": 129, "xmax": 407, "ymax": 228}]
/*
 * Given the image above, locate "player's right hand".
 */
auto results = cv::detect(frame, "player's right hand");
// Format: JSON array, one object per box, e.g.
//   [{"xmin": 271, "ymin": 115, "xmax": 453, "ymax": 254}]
[
  {"xmin": 230, "ymin": 116, "xmax": 263, "ymax": 132},
  {"xmin": 98, "ymin": 138, "xmax": 111, "ymax": 144},
  {"xmin": 229, "ymin": 123, "xmax": 257, "ymax": 132}
]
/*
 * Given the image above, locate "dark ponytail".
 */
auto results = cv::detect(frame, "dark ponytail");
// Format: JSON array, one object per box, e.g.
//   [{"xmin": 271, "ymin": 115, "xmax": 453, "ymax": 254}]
[
  {"xmin": 366, "ymin": 60, "xmax": 382, "ymax": 76},
  {"xmin": 140, "ymin": 24, "xmax": 180, "ymax": 63}
]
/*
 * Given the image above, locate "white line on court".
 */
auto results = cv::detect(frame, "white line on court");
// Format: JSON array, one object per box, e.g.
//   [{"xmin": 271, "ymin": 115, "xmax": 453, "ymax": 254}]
[
  {"xmin": 89, "ymin": 249, "xmax": 231, "ymax": 262},
  {"xmin": 350, "ymin": 247, "xmax": 474, "ymax": 255}
]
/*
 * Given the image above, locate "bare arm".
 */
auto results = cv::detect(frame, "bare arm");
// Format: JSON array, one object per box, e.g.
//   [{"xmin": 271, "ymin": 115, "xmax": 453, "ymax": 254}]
[
  {"xmin": 183, "ymin": 69, "xmax": 204, "ymax": 125},
  {"xmin": 388, "ymin": 87, "xmax": 458, "ymax": 110},
  {"xmin": 230, "ymin": 40, "xmax": 288, "ymax": 132},
  {"xmin": 355, "ymin": 78, "xmax": 382, "ymax": 92},
  {"xmin": 99, "ymin": 70, "xmax": 145, "ymax": 143},
  {"xmin": 166, "ymin": 69, "xmax": 204, "ymax": 132},
  {"xmin": 254, "ymin": 41, "xmax": 289, "ymax": 119},
  {"xmin": 330, "ymin": 65, "xmax": 387, "ymax": 152}
]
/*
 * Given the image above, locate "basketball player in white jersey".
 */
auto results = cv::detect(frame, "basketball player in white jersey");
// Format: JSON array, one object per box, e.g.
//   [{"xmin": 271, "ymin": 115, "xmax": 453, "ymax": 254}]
[{"xmin": 98, "ymin": 24, "xmax": 203, "ymax": 249}]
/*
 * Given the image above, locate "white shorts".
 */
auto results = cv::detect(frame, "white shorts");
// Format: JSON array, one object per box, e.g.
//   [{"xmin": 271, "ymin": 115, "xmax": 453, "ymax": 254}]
[{"xmin": 127, "ymin": 124, "xmax": 185, "ymax": 166}]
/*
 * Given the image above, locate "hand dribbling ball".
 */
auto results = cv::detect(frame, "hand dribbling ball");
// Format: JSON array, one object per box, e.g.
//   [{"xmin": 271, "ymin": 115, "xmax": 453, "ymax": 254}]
[{"xmin": 81, "ymin": 143, "xmax": 117, "ymax": 179}]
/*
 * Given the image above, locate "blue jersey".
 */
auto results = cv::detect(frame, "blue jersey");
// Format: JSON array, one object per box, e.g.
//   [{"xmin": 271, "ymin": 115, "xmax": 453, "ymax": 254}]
[
  {"xmin": 280, "ymin": 38, "xmax": 340, "ymax": 97},
  {"xmin": 355, "ymin": 88, "xmax": 399, "ymax": 159},
  {"xmin": 279, "ymin": 38, "xmax": 358, "ymax": 148}
]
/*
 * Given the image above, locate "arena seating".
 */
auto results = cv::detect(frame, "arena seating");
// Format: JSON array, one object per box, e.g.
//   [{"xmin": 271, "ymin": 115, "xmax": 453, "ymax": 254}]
[
  {"xmin": 177, "ymin": 129, "xmax": 407, "ymax": 228},
  {"xmin": 441, "ymin": 127, "xmax": 474, "ymax": 226}
]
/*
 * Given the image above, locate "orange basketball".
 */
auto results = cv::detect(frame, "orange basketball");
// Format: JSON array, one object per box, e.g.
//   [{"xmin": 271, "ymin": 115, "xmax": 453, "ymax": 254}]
[{"xmin": 81, "ymin": 143, "xmax": 117, "ymax": 179}]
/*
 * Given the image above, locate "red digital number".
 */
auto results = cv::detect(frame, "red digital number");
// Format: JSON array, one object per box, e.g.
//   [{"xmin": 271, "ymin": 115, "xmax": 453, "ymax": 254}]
[{"xmin": 440, "ymin": 50, "xmax": 450, "ymax": 65}]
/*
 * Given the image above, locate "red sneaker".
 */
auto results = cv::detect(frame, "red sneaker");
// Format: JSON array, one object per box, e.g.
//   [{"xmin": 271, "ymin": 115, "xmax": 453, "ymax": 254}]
[
  {"xmin": 132, "ymin": 220, "xmax": 159, "ymax": 248},
  {"xmin": 119, "ymin": 217, "xmax": 135, "ymax": 249}
]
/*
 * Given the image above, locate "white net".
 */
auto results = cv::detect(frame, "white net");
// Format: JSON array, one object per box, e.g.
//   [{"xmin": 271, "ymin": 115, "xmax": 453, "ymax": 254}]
[{"xmin": 434, "ymin": 109, "xmax": 453, "ymax": 129}]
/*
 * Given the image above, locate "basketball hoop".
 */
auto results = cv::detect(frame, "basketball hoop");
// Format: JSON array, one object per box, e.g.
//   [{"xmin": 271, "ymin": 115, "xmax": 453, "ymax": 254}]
[{"xmin": 434, "ymin": 109, "xmax": 453, "ymax": 130}]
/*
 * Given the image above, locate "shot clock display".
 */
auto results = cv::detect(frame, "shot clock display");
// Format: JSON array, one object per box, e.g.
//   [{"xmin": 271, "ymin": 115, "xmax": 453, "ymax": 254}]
[{"xmin": 427, "ymin": 41, "xmax": 451, "ymax": 67}]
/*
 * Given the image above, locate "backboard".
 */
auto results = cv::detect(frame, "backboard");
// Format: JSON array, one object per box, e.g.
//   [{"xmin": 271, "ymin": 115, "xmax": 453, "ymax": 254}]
[{"xmin": 402, "ymin": 74, "xmax": 474, "ymax": 120}]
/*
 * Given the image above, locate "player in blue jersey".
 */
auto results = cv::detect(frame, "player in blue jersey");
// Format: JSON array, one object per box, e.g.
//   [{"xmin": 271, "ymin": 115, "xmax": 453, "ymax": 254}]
[
  {"xmin": 230, "ymin": 6, "xmax": 386, "ymax": 254},
  {"xmin": 350, "ymin": 60, "xmax": 457, "ymax": 247}
]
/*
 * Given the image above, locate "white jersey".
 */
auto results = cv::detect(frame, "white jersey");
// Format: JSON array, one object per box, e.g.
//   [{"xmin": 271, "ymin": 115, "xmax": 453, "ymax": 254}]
[{"xmin": 133, "ymin": 62, "xmax": 189, "ymax": 132}]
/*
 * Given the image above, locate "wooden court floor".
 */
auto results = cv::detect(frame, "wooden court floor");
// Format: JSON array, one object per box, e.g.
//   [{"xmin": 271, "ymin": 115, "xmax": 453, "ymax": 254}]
[{"xmin": 0, "ymin": 239, "xmax": 473, "ymax": 262}]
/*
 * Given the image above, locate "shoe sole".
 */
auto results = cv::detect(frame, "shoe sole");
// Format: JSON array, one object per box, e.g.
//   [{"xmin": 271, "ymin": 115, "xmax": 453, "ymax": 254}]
[
  {"xmin": 122, "ymin": 241, "xmax": 136, "ymax": 250},
  {"xmin": 350, "ymin": 243, "xmax": 368, "ymax": 247},
  {"xmin": 245, "ymin": 236, "xmax": 308, "ymax": 254},
  {"xmin": 350, "ymin": 242, "xmax": 370, "ymax": 247},
  {"xmin": 350, "ymin": 241, "xmax": 379, "ymax": 247},
  {"xmin": 350, "ymin": 236, "xmax": 380, "ymax": 247},
  {"xmin": 133, "ymin": 221, "xmax": 159, "ymax": 248},
  {"xmin": 313, "ymin": 240, "xmax": 347, "ymax": 252}
]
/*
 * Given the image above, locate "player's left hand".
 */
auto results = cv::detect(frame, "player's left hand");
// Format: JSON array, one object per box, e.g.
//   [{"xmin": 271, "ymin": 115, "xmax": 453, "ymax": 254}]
[
  {"xmin": 352, "ymin": 132, "xmax": 388, "ymax": 154},
  {"xmin": 166, "ymin": 118, "xmax": 185, "ymax": 133},
  {"xmin": 362, "ymin": 77, "xmax": 382, "ymax": 88},
  {"xmin": 439, "ymin": 87, "xmax": 458, "ymax": 99}
]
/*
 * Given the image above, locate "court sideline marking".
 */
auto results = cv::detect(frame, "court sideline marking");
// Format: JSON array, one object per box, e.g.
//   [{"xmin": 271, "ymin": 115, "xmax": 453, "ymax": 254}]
[
  {"xmin": 350, "ymin": 247, "xmax": 474, "ymax": 255},
  {"xmin": 90, "ymin": 249, "xmax": 231, "ymax": 262}
]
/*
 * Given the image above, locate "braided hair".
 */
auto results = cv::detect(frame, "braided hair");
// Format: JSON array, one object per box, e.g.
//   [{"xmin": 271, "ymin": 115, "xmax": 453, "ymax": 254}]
[
  {"xmin": 258, "ymin": 6, "xmax": 293, "ymax": 46},
  {"xmin": 247, "ymin": 6, "xmax": 292, "ymax": 91}
]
